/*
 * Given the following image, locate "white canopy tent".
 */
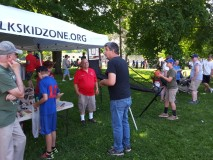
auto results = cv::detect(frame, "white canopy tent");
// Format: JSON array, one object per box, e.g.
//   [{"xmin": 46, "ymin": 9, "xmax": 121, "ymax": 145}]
[{"xmin": 0, "ymin": 4, "xmax": 108, "ymax": 51}]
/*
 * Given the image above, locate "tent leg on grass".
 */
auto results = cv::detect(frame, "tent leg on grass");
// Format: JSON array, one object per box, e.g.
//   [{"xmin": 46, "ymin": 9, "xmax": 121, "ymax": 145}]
[
  {"xmin": 129, "ymin": 107, "xmax": 138, "ymax": 131},
  {"xmin": 99, "ymin": 86, "xmax": 103, "ymax": 105}
]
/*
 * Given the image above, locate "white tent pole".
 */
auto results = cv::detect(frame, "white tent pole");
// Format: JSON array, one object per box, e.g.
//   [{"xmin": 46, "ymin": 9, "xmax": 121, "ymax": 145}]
[
  {"xmin": 38, "ymin": 52, "xmax": 42, "ymax": 66},
  {"xmin": 129, "ymin": 107, "xmax": 138, "ymax": 131}
]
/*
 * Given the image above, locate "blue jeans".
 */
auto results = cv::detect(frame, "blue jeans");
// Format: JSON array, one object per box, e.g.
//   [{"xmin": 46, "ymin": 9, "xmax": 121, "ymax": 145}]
[
  {"xmin": 63, "ymin": 68, "xmax": 69, "ymax": 75},
  {"xmin": 110, "ymin": 97, "xmax": 132, "ymax": 152}
]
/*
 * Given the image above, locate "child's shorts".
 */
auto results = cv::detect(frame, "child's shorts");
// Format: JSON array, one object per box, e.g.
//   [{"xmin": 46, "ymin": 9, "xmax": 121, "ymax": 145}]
[
  {"xmin": 165, "ymin": 88, "xmax": 178, "ymax": 103},
  {"xmin": 40, "ymin": 113, "xmax": 57, "ymax": 135}
]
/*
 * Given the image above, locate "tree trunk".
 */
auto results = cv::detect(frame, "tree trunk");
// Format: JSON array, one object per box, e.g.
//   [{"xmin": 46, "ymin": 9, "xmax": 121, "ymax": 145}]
[
  {"xmin": 52, "ymin": 51, "xmax": 62, "ymax": 74},
  {"xmin": 125, "ymin": 54, "xmax": 128, "ymax": 61}
]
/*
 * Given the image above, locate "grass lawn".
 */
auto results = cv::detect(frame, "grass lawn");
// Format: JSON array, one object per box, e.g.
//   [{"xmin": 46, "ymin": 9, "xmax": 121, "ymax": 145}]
[{"xmin": 23, "ymin": 68, "xmax": 213, "ymax": 160}]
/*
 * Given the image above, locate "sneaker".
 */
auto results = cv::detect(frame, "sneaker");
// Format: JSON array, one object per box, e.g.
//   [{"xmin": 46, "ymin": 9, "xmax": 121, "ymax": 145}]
[
  {"xmin": 69, "ymin": 78, "xmax": 73, "ymax": 81},
  {"xmin": 51, "ymin": 147, "xmax": 58, "ymax": 155},
  {"xmin": 89, "ymin": 118, "xmax": 96, "ymax": 123},
  {"xmin": 167, "ymin": 115, "xmax": 179, "ymax": 121},
  {"xmin": 188, "ymin": 100, "xmax": 199, "ymax": 104},
  {"xmin": 158, "ymin": 113, "xmax": 169, "ymax": 118},
  {"xmin": 81, "ymin": 120, "xmax": 86, "ymax": 125},
  {"xmin": 124, "ymin": 146, "xmax": 131, "ymax": 153},
  {"xmin": 210, "ymin": 88, "xmax": 213, "ymax": 93},
  {"xmin": 41, "ymin": 152, "xmax": 54, "ymax": 159},
  {"xmin": 62, "ymin": 79, "xmax": 66, "ymax": 82},
  {"xmin": 107, "ymin": 148, "xmax": 124, "ymax": 156}
]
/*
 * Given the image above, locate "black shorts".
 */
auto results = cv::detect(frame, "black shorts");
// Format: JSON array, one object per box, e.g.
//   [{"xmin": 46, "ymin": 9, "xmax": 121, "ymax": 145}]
[
  {"xmin": 25, "ymin": 72, "xmax": 34, "ymax": 80},
  {"xmin": 202, "ymin": 75, "xmax": 210, "ymax": 84}
]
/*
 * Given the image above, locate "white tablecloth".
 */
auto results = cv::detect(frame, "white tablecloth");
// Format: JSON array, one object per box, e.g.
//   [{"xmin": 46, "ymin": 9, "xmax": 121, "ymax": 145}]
[{"xmin": 18, "ymin": 101, "xmax": 74, "ymax": 122}]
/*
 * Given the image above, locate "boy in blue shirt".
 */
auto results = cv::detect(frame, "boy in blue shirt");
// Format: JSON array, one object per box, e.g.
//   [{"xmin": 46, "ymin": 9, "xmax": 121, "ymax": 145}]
[{"xmin": 33, "ymin": 66, "xmax": 60, "ymax": 159}]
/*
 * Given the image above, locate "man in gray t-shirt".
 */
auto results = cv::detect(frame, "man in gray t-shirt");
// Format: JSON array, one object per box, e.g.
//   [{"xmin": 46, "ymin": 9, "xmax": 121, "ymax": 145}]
[{"xmin": 0, "ymin": 41, "xmax": 26, "ymax": 160}]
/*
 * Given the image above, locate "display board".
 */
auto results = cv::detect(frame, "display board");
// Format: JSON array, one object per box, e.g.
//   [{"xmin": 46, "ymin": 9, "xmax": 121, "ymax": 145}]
[{"xmin": 88, "ymin": 48, "xmax": 99, "ymax": 60}]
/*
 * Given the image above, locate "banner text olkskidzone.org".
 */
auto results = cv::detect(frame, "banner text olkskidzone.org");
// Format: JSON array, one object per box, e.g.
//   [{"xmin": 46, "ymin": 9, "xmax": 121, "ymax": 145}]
[{"xmin": 0, "ymin": 21, "xmax": 87, "ymax": 42}]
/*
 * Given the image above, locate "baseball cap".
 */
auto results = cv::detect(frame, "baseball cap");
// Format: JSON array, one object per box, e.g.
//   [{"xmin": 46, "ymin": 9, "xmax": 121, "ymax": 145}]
[
  {"xmin": 191, "ymin": 54, "xmax": 198, "ymax": 58},
  {"xmin": 0, "ymin": 41, "xmax": 23, "ymax": 55},
  {"xmin": 165, "ymin": 58, "xmax": 174, "ymax": 63}
]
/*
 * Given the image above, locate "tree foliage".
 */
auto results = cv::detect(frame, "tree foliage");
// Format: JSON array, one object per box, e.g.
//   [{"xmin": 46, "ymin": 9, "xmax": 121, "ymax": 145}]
[
  {"xmin": 1, "ymin": 0, "xmax": 213, "ymax": 63},
  {"xmin": 126, "ymin": 0, "xmax": 213, "ymax": 59},
  {"xmin": 190, "ymin": 0, "xmax": 213, "ymax": 57},
  {"xmin": 9, "ymin": 0, "xmax": 118, "ymax": 34}
]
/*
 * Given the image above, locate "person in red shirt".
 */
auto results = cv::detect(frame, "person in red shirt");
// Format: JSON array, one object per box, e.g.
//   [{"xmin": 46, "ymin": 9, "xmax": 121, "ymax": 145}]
[
  {"xmin": 74, "ymin": 58, "xmax": 99, "ymax": 125},
  {"xmin": 25, "ymin": 51, "xmax": 36, "ymax": 88},
  {"xmin": 34, "ymin": 53, "xmax": 43, "ymax": 69}
]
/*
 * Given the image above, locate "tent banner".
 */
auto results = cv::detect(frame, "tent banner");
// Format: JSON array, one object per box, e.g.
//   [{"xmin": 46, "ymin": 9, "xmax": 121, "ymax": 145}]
[
  {"xmin": 0, "ymin": 20, "xmax": 87, "ymax": 43},
  {"xmin": 0, "ymin": 4, "xmax": 108, "ymax": 49}
]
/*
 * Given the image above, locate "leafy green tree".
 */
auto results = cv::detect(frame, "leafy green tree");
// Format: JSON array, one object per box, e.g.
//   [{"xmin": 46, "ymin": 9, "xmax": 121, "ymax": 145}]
[
  {"xmin": 190, "ymin": 0, "xmax": 213, "ymax": 57},
  {"xmin": 126, "ymin": 0, "xmax": 212, "ymax": 60}
]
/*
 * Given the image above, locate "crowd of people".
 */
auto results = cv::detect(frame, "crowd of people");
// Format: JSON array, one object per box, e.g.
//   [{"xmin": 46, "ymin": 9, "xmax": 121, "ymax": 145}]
[
  {"xmin": 154, "ymin": 53, "xmax": 213, "ymax": 121},
  {"xmin": 131, "ymin": 59, "xmax": 149, "ymax": 69},
  {"xmin": 0, "ymin": 41, "xmax": 132, "ymax": 159},
  {"xmin": 1, "ymin": 40, "xmax": 213, "ymax": 159}
]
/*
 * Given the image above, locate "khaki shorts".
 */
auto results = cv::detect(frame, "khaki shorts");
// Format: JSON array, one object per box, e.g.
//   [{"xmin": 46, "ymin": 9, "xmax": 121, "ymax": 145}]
[
  {"xmin": 78, "ymin": 94, "xmax": 96, "ymax": 113},
  {"xmin": 165, "ymin": 88, "xmax": 178, "ymax": 103},
  {"xmin": 189, "ymin": 80, "xmax": 202, "ymax": 91}
]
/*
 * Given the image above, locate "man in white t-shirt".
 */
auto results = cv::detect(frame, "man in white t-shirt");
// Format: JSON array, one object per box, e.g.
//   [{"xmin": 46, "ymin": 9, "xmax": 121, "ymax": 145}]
[{"xmin": 201, "ymin": 54, "xmax": 213, "ymax": 92}]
